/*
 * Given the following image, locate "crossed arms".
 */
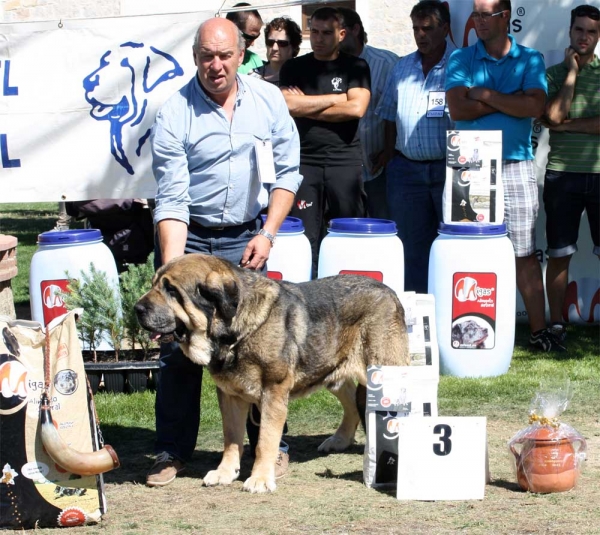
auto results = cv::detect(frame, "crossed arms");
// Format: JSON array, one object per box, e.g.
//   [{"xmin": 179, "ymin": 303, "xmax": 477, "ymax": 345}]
[
  {"xmin": 447, "ymin": 86, "xmax": 546, "ymax": 121},
  {"xmin": 281, "ymin": 86, "xmax": 370, "ymax": 122}
]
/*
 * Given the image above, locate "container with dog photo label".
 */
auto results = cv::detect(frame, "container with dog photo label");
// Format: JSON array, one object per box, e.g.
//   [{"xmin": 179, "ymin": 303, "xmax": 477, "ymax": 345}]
[{"xmin": 428, "ymin": 223, "xmax": 516, "ymax": 378}]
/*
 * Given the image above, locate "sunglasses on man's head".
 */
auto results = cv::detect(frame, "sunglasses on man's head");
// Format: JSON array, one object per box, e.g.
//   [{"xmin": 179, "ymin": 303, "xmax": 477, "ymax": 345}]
[
  {"xmin": 266, "ymin": 39, "xmax": 290, "ymax": 48},
  {"xmin": 572, "ymin": 5, "xmax": 600, "ymax": 20},
  {"xmin": 242, "ymin": 31, "xmax": 261, "ymax": 43}
]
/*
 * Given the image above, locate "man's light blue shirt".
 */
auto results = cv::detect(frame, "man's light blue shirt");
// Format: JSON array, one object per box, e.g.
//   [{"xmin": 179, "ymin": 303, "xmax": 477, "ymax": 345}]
[
  {"xmin": 152, "ymin": 74, "xmax": 302, "ymax": 227},
  {"xmin": 358, "ymin": 45, "xmax": 399, "ymax": 181},
  {"xmin": 376, "ymin": 42, "xmax": 455, "ymax": 161},
  {"xmin": 445, "ymin": 35, "xmax": 547, "ymax": 161}
]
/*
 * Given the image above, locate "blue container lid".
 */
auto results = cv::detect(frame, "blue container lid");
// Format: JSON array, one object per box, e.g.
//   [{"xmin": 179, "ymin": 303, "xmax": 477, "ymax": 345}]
[
  {"xmin": 438, "ymin": 222, "xmax": 507, "ymax": 236},
  {"xmin": 260, "ymin": 215, "xmax": 305, "ymax": 233},
  {"xmin": 328, "ymin": 218, "xmax": 397, "ymax": 234},
  {"xmin": 38, "ymin": 229, "xmax": 103, "ymax": 245}
]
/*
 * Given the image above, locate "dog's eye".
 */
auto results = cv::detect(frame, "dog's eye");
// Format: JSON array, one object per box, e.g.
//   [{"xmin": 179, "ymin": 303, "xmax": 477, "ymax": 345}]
[{"xmin": 163, "ymin": 280, "xmax": 180, "ymax": 299}]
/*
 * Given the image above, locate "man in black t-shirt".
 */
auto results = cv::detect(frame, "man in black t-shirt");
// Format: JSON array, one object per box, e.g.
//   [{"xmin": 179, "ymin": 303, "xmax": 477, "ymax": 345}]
[{"xmin": 280, "ymin": 7, "xmax": 371, "ymax": 276}]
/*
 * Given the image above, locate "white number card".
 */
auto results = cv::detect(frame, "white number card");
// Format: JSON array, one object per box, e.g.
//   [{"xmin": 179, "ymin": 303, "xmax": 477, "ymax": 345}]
[
  {"xmin": 427, "ymin": 91, "xmax": 445, "ymax": 118},
  {"xmin": 396, "ymin": 417, "xmax": 487, "ymax": 501},
  {"xmin": 255, "ymin": 139, "xmax": 276, "ymax": 184}
]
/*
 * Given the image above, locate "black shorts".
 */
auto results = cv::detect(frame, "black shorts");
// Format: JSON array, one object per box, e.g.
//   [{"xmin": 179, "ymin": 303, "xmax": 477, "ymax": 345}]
[{"xmin": 543, "ymin": 170, "xmax": 600, "ymax": 258}]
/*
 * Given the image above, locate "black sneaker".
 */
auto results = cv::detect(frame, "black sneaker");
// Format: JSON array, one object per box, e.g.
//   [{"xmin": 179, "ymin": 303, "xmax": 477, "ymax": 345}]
[
  {"xmin": 549, "ymin": 322, "xmax": 567, "ymax": 344},
  {"xmin": 529, "ymin": 329, "xmax": 566, "ymax": 352}
]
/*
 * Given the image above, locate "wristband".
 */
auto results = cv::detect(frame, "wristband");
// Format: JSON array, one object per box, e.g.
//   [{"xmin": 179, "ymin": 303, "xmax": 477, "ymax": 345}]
[{"xmin": 258, "ymin": 228, "xmax": 276, "ymax": 247}]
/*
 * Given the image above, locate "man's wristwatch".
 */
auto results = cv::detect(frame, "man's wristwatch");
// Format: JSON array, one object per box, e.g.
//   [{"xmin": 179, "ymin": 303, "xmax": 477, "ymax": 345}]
[{"xmin": 258, "ymin": 228, "xmax": 276, "ymax": 247}]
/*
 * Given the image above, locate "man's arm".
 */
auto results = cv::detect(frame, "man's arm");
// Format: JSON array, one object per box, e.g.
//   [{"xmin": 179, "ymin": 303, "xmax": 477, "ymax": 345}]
[
  {"xmin": 446, "ymin": 86, "xmax": 497, "ymax": 121},
  {"xmin": 156, "ymin": 219, "xmax": 187, "ymax": 266},
  {"xmin": 240, "ymin": 188, "xmax": 296, "ymax": 270},
  {"xmin": 545, "ymin": 48, "xmax": 579, "ymax": 125},
  {"xmin": 467, "ymin": 87, "xmax": 546, "ymax": 119},
  {"xmin": 372, "ymin": 119, "xmax": 397, "ymax": 175},
  {"xmin": 281, "ymin": 86, "xmax": 347, "ymax": 117},
  {"xmin": 308, "ymin": 87, "xmax": 371, "ymax": 122},
  {"xmin": 545, "ymin": 116, "xmax": 600, "ymax": 135}
]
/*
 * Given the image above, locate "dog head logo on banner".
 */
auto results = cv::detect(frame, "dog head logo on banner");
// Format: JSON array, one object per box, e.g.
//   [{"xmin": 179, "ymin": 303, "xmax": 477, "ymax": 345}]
[{"xmin": 83, "ymin": 42, "xmax": 184, "ymax": 176}]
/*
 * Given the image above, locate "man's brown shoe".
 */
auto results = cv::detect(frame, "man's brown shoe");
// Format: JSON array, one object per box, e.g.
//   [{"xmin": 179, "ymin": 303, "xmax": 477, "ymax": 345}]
[
  {"xmin": 146, "ymin": 452, "xmax": 185, "ymax": 487},
  {"xmin": 274, "ymin": 451, "xmax": 289, "ymax": 479}
]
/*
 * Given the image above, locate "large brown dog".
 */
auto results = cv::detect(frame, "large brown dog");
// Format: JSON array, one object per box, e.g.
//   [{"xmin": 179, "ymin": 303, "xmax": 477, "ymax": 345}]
[{"xmin": 135, "ymin": 253, "xmax": 409, "ymax": 493}]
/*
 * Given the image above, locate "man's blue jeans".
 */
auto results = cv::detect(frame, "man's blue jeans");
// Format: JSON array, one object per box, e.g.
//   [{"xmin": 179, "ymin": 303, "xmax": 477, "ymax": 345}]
[
  {"xmin": 386, "ymin": 153, "xmax": 446, "ymax": 294},
  {"xmin": 154, "ymin": 219, "xmax": 273, "ymax": 462}
]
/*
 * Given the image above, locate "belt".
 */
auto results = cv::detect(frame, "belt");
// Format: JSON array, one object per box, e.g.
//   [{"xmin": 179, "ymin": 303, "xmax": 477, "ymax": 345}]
[
  {"xmin": 394, "ymin": 149, "xmax": 445, "ymax": 164},
  {"xmin": 188, "ymin": 217, "xmax": 259, "ymax": 232}
]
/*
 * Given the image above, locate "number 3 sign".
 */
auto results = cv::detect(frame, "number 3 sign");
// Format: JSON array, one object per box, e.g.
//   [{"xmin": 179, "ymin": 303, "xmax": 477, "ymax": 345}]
[{"xmin": 396, "ymin": 417, "xmax": 487, "ymax": 501}]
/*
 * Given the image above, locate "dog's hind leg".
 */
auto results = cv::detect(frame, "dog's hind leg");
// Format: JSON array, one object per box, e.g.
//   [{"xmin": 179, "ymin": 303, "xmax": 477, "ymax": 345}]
[
  {"xmin": 203, "ymin": 388, "xmax": 248, "ymax": 487},
  {"xmin": 243, "ymin": 381, "xmax": 291, "ymax": 494},
  {"xmin": 318, "ymin": 380, "xmax": 360, "ymax": 453}
]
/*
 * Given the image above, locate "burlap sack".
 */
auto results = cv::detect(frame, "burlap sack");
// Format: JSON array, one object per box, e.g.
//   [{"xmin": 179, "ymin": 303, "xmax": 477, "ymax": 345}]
[{"xmin": 0, "ymin": 310, "xmax": 106, "ymax": 529}]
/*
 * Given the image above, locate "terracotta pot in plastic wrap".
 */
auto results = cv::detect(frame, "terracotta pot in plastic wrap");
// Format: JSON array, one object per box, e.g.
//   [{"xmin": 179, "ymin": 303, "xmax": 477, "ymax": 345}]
[{"xmin": 509, "ymin": 426, "xmax": 586, "ymax": 493}]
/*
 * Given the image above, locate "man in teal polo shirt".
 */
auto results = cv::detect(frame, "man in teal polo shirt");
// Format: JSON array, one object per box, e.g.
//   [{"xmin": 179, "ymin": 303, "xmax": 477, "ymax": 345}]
[{"xmin": 446, "ymin": 0, "xmax": 563, "ymax": 351}]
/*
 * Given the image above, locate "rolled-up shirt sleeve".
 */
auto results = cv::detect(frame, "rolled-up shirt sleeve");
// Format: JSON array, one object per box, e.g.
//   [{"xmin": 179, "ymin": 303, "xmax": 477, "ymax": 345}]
[
  {"xmin": 151, "ymin": 105, "xmax": 192, "ymax": 225},
  {"xmin": 270, "ymin": 90, "xmax": 303, "ymax": 195}
]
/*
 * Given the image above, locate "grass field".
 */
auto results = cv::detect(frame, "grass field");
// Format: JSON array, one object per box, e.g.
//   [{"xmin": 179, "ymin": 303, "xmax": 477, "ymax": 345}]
[{"xmin": 2, "ymin": 203, "xmax": 599, "ymax": 534}]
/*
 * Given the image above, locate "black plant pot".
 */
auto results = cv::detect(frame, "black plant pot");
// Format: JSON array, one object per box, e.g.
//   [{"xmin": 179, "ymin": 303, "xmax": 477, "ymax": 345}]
[
  {"xmin": 86, "ymin": 371, "xmax": 102, "ymax": 394},
  {"xmin": 84, "ymin": 361, "xmax": 160, "ymax": 395},
  {"xmin": 127, "ymin": 370, "xmax": 149, "ymax": 393},
  {"xmin": 103, "ymin": 370, "xmax": 126, "ymax": 393}
]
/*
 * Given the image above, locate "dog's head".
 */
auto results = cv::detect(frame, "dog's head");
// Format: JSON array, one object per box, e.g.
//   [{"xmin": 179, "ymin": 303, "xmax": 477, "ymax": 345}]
[{"xmin": 135, "ymin": 254, "xmax": 241, "ymax": 366}]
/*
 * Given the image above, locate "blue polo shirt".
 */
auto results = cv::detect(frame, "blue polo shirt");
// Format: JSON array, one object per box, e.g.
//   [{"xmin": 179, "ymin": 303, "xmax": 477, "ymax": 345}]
[{"xmin": 446, "ymin": 35, "xmax": 547, "ymax": 160}]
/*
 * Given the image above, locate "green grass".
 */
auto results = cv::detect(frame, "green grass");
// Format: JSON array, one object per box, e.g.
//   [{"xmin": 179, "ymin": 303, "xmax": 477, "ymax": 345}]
[{"xmin": 0, "ymin": 202, "xmax": 83, "ymax": 307}]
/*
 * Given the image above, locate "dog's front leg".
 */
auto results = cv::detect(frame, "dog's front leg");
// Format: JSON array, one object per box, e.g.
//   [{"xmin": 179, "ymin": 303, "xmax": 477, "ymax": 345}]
[
  {"xmin": 242, "ymin": 382, "xmax": 290, "ymax": 494},
  {"xmin": 203, "ymin": 388, "xmax": 248, "ymax": 487}
]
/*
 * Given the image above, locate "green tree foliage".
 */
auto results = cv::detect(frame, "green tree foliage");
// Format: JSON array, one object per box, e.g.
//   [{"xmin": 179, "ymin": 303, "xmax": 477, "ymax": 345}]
[
  {"xmin": 120, "ymin": 254, "xmax": 155, "ymax": 359},
  {"xmin": 61, "ymin": 256, "xmax": 156, "ymax": 361}
]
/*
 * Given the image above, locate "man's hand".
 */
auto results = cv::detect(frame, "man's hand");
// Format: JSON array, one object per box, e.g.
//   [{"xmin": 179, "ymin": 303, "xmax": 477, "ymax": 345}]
[
  {"xmin": 285, "ymin": 85, "xmax": 305, "ymax": 96},
  {"xmin": 370, "ymin": 149, "xmax": 391, "ymax": 175},
  {"xmin": 466, "ymin": 86, "xmax": 491, "ymax": 103},
  {"xmin": 564, "ymin": 47, "xmax": 580, "ymax": 74},
  {"xmin": 240, "ymin": 234, "xmax": 271, "ymax": 270}
]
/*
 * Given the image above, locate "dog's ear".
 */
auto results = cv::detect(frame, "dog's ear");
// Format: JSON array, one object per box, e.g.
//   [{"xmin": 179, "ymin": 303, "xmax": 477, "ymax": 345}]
[{"xmin": 200, "ymin": 271, "xmax": 239, "ymax": 321}]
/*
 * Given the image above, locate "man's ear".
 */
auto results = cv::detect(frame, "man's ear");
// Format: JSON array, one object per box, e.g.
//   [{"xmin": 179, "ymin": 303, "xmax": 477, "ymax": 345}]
[{"xmin": 338, "ymin": 27, "xmax": 347, "ymax": 41}]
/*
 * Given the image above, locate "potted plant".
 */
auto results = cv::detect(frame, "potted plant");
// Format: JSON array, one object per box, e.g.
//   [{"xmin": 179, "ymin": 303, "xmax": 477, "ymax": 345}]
[{"xmin": 61, "ymin": 255, "xmax": 159, "ymax": 393}]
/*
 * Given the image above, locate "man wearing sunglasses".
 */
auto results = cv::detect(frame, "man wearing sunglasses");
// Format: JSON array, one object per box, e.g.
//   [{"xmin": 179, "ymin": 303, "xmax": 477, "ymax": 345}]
[
  {"xmin": 226, "ymin": 2, "xmax": 264, "ymax": 74},
  {"xmin": 446, "ymin": 1, "xmax": 559, "ymax": 351},
  {"xmin": 540, "ymin": 4, "xmax": 600, "ymax": 348}
]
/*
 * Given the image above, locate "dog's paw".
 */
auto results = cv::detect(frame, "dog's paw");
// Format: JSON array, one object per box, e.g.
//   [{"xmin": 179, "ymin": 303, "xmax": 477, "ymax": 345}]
[
  {"xmin": 242, "ymin": 475, "xmax": 276, "ymax": 494},
  {"xmin": 318, "ymin": 434, "xmax": 355, "ymax": 453},
  {"xmin": 202, "ymin": 467, "xmax": 240, "ymax": 487}
]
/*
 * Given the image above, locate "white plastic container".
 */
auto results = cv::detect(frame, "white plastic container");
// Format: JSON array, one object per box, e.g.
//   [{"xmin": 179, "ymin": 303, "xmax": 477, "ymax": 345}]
[
  {"xmin": 29, "ymin": 229, "xmax": 120, "ymax": 349},
  {"xmin": 428, "ymin": 223, "xmax": 516, "ymax": 377},
  {"xmin": 265, "ymin": 216, "xmax": 312, "ymax": 283},
  {"xmin": 318, "ymin": 218, "xmax": 404, "ymax": 296}
]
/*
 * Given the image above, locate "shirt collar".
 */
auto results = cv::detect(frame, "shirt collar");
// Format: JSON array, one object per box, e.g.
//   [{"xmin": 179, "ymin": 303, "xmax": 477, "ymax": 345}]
[
  {"xmin": 475, "ymin": 34, "xmax": 519, "ymax": 62},
  {"xmin": 585, "ymin": 55, "xmax": 600, "ymax": 70},
  {"xmin": 193, "ymin": 73, "xmax": 245, "ymax": 107}
]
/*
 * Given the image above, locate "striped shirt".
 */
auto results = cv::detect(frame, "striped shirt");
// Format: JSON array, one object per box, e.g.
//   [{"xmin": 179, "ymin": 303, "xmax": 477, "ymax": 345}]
[
  {"xmin": 358, "ymin": 45, "xmax": 399, "ymax": 181},
  {"xmin": 546, "ymin": 55, "xmax": 600, "ymax": 173},
  {"xmin": 376, "ymin": 42, "xmax": 455, "ymax": 161}
]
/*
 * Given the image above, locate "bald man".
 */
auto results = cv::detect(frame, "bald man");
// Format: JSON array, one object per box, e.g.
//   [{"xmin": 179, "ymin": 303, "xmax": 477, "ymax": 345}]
[{"xmin": 148, "ymin": 18, "xmax": 302, "ymax": 487}]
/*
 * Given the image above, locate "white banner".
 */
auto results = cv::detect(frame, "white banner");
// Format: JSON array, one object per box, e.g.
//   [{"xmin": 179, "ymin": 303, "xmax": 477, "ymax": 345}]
[
  {"xmin": 0, "ymin": 12, "xmax": 212, "ymax": 201},
  {"xmin": 448, "ymin": 0, "xmax": 599, "ymax": 325}
]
